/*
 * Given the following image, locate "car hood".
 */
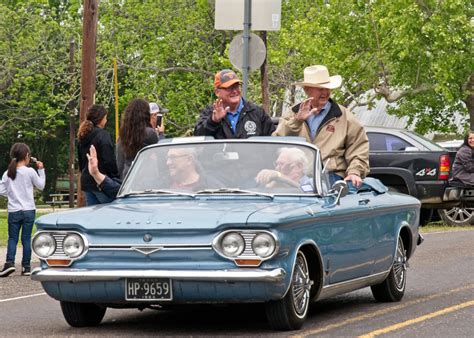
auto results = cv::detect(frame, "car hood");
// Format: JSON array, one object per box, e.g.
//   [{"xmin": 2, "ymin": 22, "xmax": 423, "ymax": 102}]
[{"xmin": 36, "ymin": 198, "xmax": 323, "ymax": 230}]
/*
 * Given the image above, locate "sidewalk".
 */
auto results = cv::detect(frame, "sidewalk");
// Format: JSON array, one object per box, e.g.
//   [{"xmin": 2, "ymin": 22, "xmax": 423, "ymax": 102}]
[{"xmin": 0, "ymin": 246, "xmax": 39, "ymax": 270}]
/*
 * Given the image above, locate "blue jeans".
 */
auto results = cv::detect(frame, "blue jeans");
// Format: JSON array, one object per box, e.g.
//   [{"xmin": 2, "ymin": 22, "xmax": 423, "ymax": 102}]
[
  {"xmin": 6, "ymin": 210, "xmax": 36, "ymax": 267},
  {"xmin": 328, "ymin": 173, "xmax": 344, "ymax": 186},
  {"xmin": 84, "ymin": 190, "xmax": 114, "ymax": 206}
]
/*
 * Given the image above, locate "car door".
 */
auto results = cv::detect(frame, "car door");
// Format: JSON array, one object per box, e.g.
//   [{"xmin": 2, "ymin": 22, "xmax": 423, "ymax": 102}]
[{"xmin": 321, "ymin": 192, "xmax": 376, "ymax": 284}]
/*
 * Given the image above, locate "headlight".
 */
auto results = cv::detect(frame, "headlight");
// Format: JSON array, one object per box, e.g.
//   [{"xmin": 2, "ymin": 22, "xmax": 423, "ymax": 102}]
[
  {"xmin": 221, "ymin": 232, "xmax": 245, "ymax": 257},
  {"xmin": 63, "ymin": 234, "xmax": 84, "ymax": 258},
  {"xmin": 32, "ymin": 233, "xmax": 56, "ymax": 258},
  {"xmin": 252, "ymin": 233, "xmax": 276, "ymax": 258}
]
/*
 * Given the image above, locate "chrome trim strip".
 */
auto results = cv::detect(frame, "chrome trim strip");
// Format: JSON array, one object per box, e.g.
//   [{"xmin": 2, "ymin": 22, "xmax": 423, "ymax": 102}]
[
  {"xmin": 89, "ymin": 245, "xmax": 212, "ymax": 251},
  {"xmin": 31, "ymin": 267, "xmax": 286, "ymax": 283},
  {"xmin": 318, "ymin": 270, "xmax": 390, "ymax": 300},
  {"xmin": 89, "ymin": 244, "xmax": 211, "ymax": 248}
]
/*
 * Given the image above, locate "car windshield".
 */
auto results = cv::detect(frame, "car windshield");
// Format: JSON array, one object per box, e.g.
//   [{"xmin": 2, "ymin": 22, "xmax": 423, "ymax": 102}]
[{"xmin": 118, "ymin": 140, "xmax": 321, "ymax": 197}]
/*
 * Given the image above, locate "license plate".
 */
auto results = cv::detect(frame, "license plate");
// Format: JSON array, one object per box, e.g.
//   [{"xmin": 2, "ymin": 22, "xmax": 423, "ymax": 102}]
[{"xmin": 125, "ymin": 278, "xmax": 173, "ymax": 301}]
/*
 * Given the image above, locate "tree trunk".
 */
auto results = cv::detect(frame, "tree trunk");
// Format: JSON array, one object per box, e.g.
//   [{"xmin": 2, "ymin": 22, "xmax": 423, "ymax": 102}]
[{"xmin": 465, "ymin": 72, "xmax": 474, "ymax": 132}]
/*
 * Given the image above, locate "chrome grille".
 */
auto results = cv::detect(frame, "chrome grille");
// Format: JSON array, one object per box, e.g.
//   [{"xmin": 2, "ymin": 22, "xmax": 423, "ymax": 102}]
[
  {"xmin": 241, "ymin": 232, "xmax": 257, "ymax": 257},
  {"xmin": 52, "ymin": 233, "xmax": 66, "ymax": 257}
]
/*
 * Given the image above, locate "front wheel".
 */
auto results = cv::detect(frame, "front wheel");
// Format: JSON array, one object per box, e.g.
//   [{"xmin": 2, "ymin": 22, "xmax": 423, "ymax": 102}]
[
  {"xmin": 265, "ymin": 251, "xmax": 312, "ymax": 331},
  {"xmin": 60, "ymin": 301, "xmax": 106, "ymax": 327},
  {"xmin": 371, "ymin": 236, "xmax": 407, "ymax": 302}
]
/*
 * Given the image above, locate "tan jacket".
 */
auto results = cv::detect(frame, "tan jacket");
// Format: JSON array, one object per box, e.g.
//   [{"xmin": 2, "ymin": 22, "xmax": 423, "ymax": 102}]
[{"xmin": 273, "ymin": 99, "xmax": 370, "ymax": 179}]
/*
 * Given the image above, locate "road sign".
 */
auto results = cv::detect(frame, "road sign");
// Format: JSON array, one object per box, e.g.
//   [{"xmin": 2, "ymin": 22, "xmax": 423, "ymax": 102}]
[
  {"xmin": 215, "ymin": 0, "xmax": 281, "ymax": 31},
  {"xmin": 229, "ymin": 33, "xmax": 266, "ymax": 71}
]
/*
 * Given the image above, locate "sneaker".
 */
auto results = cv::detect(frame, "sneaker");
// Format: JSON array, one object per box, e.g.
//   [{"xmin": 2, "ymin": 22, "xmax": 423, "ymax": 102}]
[
  {"xmin": 0, "ymin": 262, "xmax": 15, "ymax": 277},
  {"xmin": 21, "ymin": 266, "xmax": 31, "ymax": 276}
]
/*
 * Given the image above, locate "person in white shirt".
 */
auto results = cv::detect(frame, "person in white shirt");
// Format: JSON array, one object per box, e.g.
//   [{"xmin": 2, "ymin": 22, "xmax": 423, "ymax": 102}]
[{"xmin": 0, "ymin": 143, "xmax": 45, "ymax": 277}]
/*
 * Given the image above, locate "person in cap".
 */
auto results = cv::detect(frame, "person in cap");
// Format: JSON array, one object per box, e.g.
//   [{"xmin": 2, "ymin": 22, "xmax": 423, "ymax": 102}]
[
  {"xmin": 149, "ymin": 102, "xmax": 168, "ymax": 140},
  {"xmin": 273, "ymin": 65, "xmax": 369, "ymax": 187},
  {"xmin": 194, "ymin": 69, "xmax": 275, "ymax": 138}
]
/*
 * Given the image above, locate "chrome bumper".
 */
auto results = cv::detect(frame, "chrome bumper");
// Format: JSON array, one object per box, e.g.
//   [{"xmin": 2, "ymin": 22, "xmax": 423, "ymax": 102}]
[{"xmin": 31, "ymin": 267, "xmax": 286, "ymax": 283}]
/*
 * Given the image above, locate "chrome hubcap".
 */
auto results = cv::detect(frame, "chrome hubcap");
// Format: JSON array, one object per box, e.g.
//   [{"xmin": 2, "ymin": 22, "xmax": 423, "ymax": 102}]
[
  {"xmin": 393, "ymin": 238, "xmax": 407, "ymax": 290},
  {"xmin": 292, "ymin": 253, "xmax": 313, "ymax": 315}
]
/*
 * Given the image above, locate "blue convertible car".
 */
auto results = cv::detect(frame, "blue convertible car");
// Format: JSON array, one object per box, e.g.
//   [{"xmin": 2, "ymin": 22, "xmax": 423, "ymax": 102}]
[{"xmin": 31, "ymin": 138, "xmax": 421, "ymax": 330}]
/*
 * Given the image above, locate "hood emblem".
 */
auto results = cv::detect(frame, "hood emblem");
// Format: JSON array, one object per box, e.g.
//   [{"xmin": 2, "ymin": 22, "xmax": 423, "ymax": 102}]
[
  {"xmin": 132, "ymin": 247, "xmax": 162, "ymax": 255},
  {"xmin": 143, "ymin": 234, "xmax": 153, "ymax": 242}
]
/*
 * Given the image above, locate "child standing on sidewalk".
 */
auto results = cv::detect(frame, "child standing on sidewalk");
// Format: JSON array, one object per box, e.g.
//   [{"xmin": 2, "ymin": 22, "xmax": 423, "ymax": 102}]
[{"xmin": 0, "ymin": 143, "xmax": 45, "ymax": 277}]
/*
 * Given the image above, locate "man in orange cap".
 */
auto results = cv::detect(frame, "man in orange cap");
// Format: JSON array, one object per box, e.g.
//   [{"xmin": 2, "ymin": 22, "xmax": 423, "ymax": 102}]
[
  {"xmin": 273, "ymin": 65, "xmax": 369, "ymax": 187},
  {"xmin": 194, "ymin": 69, "xmax": 275, "ymax": 138}
]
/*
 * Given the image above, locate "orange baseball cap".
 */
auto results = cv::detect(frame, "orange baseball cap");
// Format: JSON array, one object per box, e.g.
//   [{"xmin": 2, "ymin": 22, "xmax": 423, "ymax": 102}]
[{"xmin": 214, "ymin": 69, "xmax": 242, "ymax": 89}]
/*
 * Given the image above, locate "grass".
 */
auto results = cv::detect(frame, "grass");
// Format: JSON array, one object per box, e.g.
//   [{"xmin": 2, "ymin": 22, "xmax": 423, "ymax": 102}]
[
  {"xmin": 420, "ymin": 221, "xmax": 474, "ymax": 233},
  {"xmin": 0, "ymin": 211, "xmax": 473, "ymax": 246}
]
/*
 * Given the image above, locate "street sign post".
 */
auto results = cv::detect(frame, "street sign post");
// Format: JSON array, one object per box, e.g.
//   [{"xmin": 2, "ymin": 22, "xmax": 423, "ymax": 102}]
[{"xmin": 215, "ymin": 0, "xmax": 281, "ymax": 98}]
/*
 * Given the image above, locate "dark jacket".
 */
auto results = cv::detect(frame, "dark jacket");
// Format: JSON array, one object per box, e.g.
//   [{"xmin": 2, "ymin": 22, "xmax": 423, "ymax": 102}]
[
  {"xmin": 451, "ymin": 144, "xmax": 474, "ymax": 187},
  {"xmin": 78, "ymin": 128, "xmax": 119, "ymax": 192},
  {"xmin": 116, "ymin": 127, "xmax": 158, "ymax": 179},
  {"xmin": 98, "ymin": 176, "xmax": 122, "ymax": 200},
  {"xmin": 194, "ymin": 99, "xmax": 275, "ymax": 139}
]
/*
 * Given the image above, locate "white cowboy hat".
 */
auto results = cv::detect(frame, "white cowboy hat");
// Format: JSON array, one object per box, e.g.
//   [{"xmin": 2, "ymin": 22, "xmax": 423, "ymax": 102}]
[{"xmin": 294, "ymin": 65, "xmax": 342, "ymax": 89}]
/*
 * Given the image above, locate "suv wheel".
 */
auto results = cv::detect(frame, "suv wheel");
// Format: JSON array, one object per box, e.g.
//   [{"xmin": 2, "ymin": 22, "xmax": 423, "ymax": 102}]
[{"xmin": 438, "ymin": 207, "xmax": 474, "ymax": 226}]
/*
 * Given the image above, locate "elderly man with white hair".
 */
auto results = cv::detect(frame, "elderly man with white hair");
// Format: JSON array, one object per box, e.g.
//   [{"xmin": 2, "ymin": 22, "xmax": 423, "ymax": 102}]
[
  {"xmin": 255, "ymin": 147, "xmax": 314, "ymax": 192},
  {"xmin": 273, "ymin": 65, "xmax": 369, "ymax": 188}
]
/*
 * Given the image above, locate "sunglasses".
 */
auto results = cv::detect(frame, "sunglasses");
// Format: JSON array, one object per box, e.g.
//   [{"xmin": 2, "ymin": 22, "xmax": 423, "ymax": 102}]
[{"xmin": 218, "ymin": 84, "xmax": 241, "ymax": 92}]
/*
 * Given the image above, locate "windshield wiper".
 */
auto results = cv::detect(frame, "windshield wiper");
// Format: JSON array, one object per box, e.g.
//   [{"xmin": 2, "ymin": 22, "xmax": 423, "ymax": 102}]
[
  {"xmin": 194, "ymin": 188, "xmax": 274, "ymax": 199},
  {"xmin": 120, "ymin": 189, "xmax": 196, "ymax": 198}
]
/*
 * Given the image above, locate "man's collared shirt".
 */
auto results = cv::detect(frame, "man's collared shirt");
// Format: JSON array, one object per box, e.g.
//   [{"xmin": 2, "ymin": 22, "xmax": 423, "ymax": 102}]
[
  {"xmin": 226, "ymin": 98, "xmax": 244, "ymax": 134},
  {"xmin": 307, "ymin": 101, "xmax": 331, "ymax": 141}
]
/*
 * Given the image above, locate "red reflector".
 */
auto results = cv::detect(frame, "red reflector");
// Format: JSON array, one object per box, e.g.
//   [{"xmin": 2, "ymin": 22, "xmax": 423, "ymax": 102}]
[
  {"xmin": 438, "ymin": 154, "xmax": 450, "ymax": 180},
  {"xmin": 46, "ymin": 259, "xmax": 72, "ymax": 266},
  {"xmin": 235, "ymin": 259, "xmax": 262, "ymax": 266}
]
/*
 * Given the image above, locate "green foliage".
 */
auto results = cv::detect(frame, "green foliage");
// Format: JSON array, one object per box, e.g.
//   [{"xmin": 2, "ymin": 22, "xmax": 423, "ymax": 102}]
[
  {"xmin": 0, "ymin": 0, "xmax": 473, "ymax": 191},
  {"xmin": 269, "ymin": 0, "xmax": 473, "ymax": 134}
]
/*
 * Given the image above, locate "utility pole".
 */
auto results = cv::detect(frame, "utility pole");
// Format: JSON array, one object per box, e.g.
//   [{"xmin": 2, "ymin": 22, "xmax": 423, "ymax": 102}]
[
  {"xmin": 259, "ymin": 31, "xmax": 270, "ymax": 114},
  {"xmin": 78, "ymin": 0, "xmax": 99, "ymax": 207},
  {"xmin": 242, "ymin": 0, "xmax": 251, "ymax": 98},
  {"xmin": 68, "ymin": 38, "xmax": 76, "ymax": 208}
]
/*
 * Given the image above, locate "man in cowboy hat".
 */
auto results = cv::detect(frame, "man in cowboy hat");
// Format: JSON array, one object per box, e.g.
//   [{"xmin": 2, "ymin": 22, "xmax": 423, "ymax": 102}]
[
  {"xmin": 194, "ymin": 69, "xmax": 275, "ymax": 138},
  {"xmin": 273, "ymin": 65, "xmax": 369, "ymax": 187}
]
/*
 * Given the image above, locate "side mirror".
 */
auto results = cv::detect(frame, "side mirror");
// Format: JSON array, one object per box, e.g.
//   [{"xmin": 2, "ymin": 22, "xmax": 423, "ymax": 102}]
[
  {"xmin": 331, "ymin": 180, "xmax": 349, "ymax": 199},
  {"xmin": 323, "ymin": 180, "xmax": 349, "ymax": 208}
]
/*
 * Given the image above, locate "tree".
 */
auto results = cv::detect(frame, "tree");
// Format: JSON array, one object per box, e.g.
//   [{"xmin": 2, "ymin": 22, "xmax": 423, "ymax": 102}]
[
  {"xmin": 269, "ymin": 0, "xmax": 474, "ymax": 134},
  {"xmin": 1, "ymin": 0, "xmax": 472, "ymax": 200},
  {"xmin": 0, "ymin": 1, "xmax": 82, "ymax": 196}
]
